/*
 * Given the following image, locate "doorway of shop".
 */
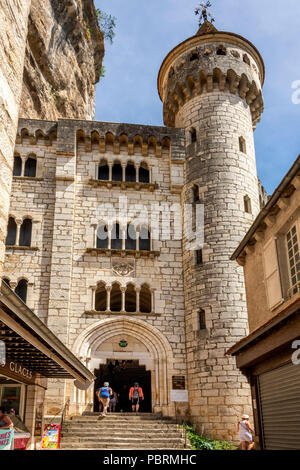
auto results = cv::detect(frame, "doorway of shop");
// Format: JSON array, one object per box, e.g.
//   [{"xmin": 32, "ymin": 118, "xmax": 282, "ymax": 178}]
[{"xmin": 94, "ymin": 359, "xmax": 152, "ymax": 413}]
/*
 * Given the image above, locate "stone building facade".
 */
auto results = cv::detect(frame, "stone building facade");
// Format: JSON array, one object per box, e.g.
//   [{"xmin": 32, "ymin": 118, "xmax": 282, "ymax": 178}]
[
  {"xmin": 2, "ymin": 15, "xmax": 270, "ymax": 442},
  {"xmin": 229, "ymin": 155, "xmax": 300, "ymax": 449}
]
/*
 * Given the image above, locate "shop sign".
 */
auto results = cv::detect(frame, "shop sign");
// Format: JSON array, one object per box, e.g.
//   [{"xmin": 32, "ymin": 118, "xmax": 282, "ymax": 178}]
[
  {"xmin": 0, "ymin": 428, "xmax": 14, "ymax": 450},
  {"xmin": 0, "ymin": 360, "xmax": 37, "ymax": 385},
  {"xmin": 42, "ymin": 424, "xmax": 61, "ymax": 449}
]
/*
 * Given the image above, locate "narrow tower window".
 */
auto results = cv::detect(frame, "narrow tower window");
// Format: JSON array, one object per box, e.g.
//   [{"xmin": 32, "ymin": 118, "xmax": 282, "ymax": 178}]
[
  {"xmin": 189, "ymin": 128, "xmax": 197, "ymax": 144},
  {"xmin": 195, "ymin": 249, "xmax": 203, "ymax": 266},
  {"xmin": 239, "ymin": 136, "xmax": 246, "ymax": 153},
  {"xmin": 192, "ymin": 185, "xmax": 200, "ymax": 203},
  {"xmin": 244, "ymin": 195, "xmax": 252, "ymax": 214},
  {"xmin": 198, "ymin": 309, "xmax": 206, "ymax": 330}
]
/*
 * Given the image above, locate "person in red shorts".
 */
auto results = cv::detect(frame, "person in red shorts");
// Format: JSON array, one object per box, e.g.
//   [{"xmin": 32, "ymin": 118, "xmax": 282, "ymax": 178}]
[{"xmin": 129, "ymin": 382, "xmax": 144, "ymax": 413}]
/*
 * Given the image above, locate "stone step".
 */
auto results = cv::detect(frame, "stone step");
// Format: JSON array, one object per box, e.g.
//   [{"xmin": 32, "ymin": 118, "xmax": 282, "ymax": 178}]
[
  {"xmin": 61, "ymin": 436, "xmax": 184, "ymax": 444},
  {"xmin": 78, "ymin": 411, "xmax": 158, "ymax": 418},
  {"xmin": 60, "ymin": 445, "xmax": 187, "ymax": 450},
  {"xmin": 62, "ymin": 430, "xmax": 182, "ymax": 439},
  {"xmin": 68, "ymin": 417, "xmax": 177, "ymax": 423},
  {"xmin": 63, "ymin": 420, "xmax": 178, "ymax": 431}
]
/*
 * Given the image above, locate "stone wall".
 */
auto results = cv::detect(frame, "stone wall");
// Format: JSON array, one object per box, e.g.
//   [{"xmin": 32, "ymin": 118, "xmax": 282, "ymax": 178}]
[
  {"xmin": 20, "ymin": 0, "xmax": 104, "ymax": 120},
  {"xmin": 0, "ymin": 0, "xmax": 32, "ymax": 284}
]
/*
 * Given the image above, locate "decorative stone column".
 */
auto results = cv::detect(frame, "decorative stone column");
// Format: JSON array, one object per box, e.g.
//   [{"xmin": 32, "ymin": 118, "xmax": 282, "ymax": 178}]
[{"xmin": 15, "ymin": 219, "xmax": 23, "ymax": 246}]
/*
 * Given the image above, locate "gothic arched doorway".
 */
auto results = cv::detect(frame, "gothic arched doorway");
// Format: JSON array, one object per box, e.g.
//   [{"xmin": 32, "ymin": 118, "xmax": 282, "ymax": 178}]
[
  {"xmin": 93, "ymin": 359, "xmax": 152, "ymax": 413},
  {"xmin": 72, "ymin": 317, "xmax": 175, "ymax": 416}
]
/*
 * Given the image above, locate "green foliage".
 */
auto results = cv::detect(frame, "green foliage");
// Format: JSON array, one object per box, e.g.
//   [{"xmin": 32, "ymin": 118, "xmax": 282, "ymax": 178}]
[
  {"xmin": 50, "ymin": 86, "xmax": 57, "ymax": 107},
  {"xmin": 100, "ymin": 66, "xmax": 106, "ymax": 78},
  {"xmin": 182, "ymin": 424, "xmax": 237, "ymax": 451},
  {"xmin": 96, "ymin": 9, "xmax": 116, "ymax": 44}
]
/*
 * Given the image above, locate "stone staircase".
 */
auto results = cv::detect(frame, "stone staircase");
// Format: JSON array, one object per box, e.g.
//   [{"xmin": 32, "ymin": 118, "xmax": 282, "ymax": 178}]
[{"xmin": 60, "ymin": 413, "xmax": 189, "ymax": 450}]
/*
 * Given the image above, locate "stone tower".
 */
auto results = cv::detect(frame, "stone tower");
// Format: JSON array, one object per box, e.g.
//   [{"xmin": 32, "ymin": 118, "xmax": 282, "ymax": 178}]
[{"xmin": 158, "ymin": 17, "xmax": 265, "ymax": 440}]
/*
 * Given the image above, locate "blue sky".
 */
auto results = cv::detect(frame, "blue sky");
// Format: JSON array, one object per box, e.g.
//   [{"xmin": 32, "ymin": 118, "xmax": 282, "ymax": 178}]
[{"xmin": 94, "ymin": 0, "xmax": 300, "ymax": 195}]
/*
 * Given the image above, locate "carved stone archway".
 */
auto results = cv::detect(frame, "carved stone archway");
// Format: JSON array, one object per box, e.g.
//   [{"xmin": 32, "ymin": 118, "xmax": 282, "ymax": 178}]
[{"xmin": 71, "ymin": 317, "xmax": 175, "ymax": 416}]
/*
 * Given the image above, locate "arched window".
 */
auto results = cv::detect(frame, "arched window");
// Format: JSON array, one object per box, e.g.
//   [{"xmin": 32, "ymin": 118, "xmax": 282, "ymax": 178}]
[
  {"xmin": 239, "ymin": 136, "xmax": 246, "ymax": 153},
  {"xmin": 133, "ymin": 137, "xmax": 142, "ymax": 155},
  {"xmin": 125, "ymin": 283, "xmax": 136, "ymax": 312},
  {"xmin": 189, "ymin": 128, "xmax": 197, "ymax": 144},
  {"xmin": 98, "ymin": 160, "xmax": 109, "ymax": 181},
  {"xmin": 112, "ymin": 162, "xmax": 122, "ymax": 182},
  {"xmin": 19, "ymin": 219, "xmax": 32, "ymax": 247},
  {"xmin": 139, "ymin": 163, "xmax": 150, "ymax": 183},
  {"xmin": 190, "ymin": 52, "xmax": 199, "ymax": 61},
  {"xmin": 140, "ymin": 284, "xmax": 151, "ymax": 313},
  {"xmin": 97, "ymin": 224, "xmax": 108, "ymax": 249},
  {"xmin": 95, "ymin": 282, "xmax": 107, "ymax": 311},
  {"xmin": 110, "ymin": 283, "xmax": 122, "ymax": 312},
  {"xmin": 126, "ymin": 224, "xmax": 137, "ymax": 251},
  {"xmin": 111, "ymin": 223, "xmax": 122, "ymax": 250},
  {"xmin": 198, "ymin": 309, "xmax": 206, "ymax": 330},
  {"xmin": 216, "ymin": 46, "xmax": 226, "ymax": 56},
  {"xmin": 125, "ymin": 163, "xmax": 136, "ymax": 182},
  {"xmin": 139, "ymin": 226, "xmax": 151, "ymax": 251},
  {"xmin": 6, "ymin": 217, "xmax": 17, "ymax": 246},
  {"xmin": 13, "ymin": 156, "xmax": 22, "ymax": 176},
  {"xmin": 243, "ymin": 54, "xmax": 250, "ymax": 65},
  {"xmin": 15, "ymin": 279, "xmax": 28, "ymax": 303},
  {"xmin": 244, "ymin": 195, "xmax": 252, "ymax": 214},
  {"xmin": 24, "ymin": 157, "xmax": 37, "ymax": 177},
  {"xmin": 2, "ymin": 278, "xmax": 10, "ymax": 287}
]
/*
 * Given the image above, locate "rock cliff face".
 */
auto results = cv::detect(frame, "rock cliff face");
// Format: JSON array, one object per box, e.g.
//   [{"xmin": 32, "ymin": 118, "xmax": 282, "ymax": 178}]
[{"xmin": 20, "ymin": 0, "xmax": 104, "ymax": 121}]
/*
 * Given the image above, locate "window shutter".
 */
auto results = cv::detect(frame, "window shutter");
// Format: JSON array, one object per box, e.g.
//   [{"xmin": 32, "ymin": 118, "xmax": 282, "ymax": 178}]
[{"xmin": 262, "ymin": 238, "xmax": 283, "ymax": 310}]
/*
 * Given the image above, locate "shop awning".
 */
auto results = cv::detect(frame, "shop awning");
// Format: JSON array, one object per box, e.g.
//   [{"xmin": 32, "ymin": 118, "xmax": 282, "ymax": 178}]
[{"xmin": 0, "ymin": 282, "xmax": 94, "ymax": 387}]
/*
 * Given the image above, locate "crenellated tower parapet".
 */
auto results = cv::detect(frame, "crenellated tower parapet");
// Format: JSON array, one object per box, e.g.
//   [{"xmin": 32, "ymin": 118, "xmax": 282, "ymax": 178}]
[{"xmin": 158, "ymin": 23, "xmax": 264, "ymax": 129}]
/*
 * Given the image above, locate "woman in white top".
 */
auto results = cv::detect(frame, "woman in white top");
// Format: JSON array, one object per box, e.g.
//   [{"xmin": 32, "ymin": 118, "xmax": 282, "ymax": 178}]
[{"xmin": 238, "ymin": 414, "xmax": 255, "ymax": 450}]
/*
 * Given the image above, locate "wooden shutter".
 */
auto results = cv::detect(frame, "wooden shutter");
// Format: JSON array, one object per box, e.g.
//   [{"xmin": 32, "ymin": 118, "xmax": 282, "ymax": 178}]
[
  {"xmin": 262, "ymin": 238, "xmax": 283, "ymax": 310},
  {"xmin": 258, "ymin": 362, "xmax": 300, "ymax": 450}
]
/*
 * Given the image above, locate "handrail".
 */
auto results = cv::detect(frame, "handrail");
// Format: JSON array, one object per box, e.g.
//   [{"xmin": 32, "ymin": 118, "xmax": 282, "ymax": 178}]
[{"xmin": 60, "ymin": 398, "xmax": 70, "ymax": 436}]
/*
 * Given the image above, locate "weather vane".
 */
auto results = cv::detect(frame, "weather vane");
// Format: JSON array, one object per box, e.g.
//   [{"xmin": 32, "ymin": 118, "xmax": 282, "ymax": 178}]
[{"xmin": 195, "ymin": 1, "xmax": 215, "ymax": 25}]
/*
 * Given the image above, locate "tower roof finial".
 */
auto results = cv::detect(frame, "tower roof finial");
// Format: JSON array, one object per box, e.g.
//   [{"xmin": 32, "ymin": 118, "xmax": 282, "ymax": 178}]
[{"xmin": 195, "ymin": 2, "xmax": 215, "ymax": 26}]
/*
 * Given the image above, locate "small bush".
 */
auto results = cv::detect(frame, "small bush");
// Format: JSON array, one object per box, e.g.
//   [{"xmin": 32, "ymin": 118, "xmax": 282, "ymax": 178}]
[{"xmin": 182, "ymin": 424, "xmax": 237, "ymax": 451}]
